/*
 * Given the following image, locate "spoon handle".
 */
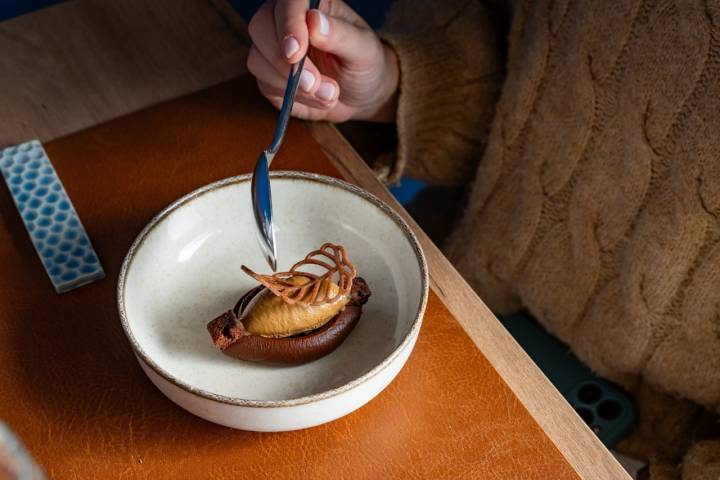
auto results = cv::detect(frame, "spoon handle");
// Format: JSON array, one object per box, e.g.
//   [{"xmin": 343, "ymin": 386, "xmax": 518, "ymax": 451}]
[{"xmin": 267, "ymin": 0, "xmax": 321, "ymax": 159}]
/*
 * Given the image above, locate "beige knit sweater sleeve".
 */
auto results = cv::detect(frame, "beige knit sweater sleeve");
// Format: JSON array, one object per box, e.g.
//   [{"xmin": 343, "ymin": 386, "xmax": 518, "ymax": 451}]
[
  {"xmin": 379, "ymin": 1, "xmax": 720, "ymax": 477},
  {"xmin": 380, "ymin": 0, "xmax": 505, "ymax": 185},
  {"xmin": 385, "ymin": 0, "xmax": 720, "ymax": 414}
]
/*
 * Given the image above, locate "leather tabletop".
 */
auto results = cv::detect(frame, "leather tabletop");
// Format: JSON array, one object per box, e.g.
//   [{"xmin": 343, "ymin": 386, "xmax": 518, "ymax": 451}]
[{"xmin": 0, "ymin": 76, "xmax": 577, "ymax": 479}]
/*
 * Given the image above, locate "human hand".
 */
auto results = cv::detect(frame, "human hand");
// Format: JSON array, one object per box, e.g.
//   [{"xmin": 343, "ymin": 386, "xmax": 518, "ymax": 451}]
[{"xmin": 247, "ymin": 0, "xmax": 399, "ymax": 122}]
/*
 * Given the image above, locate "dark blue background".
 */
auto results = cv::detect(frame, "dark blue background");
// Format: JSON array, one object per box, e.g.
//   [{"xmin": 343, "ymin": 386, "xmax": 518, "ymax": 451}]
[
  {"xmin": 229, "ymin": 0, "xmax": 391, "ymax": 28},
  {"xmin": 0, "ymin": 1, "xmax": 393, "ymax": 27},
  {"xmin": 0, "ymin": 0, "xmax": 62, "ymax": 21}
]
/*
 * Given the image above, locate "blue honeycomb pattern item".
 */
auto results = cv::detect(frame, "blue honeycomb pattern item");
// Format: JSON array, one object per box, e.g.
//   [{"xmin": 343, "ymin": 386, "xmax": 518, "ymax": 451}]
[{"xmin": 0, "ymin": 140, "xmax": 105, "ymax": 293}]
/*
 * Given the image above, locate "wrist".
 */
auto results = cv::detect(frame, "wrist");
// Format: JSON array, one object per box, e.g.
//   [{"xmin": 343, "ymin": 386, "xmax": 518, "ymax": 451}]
[{"xmin": 353, "ymin": 43, "xmax": 399, "ymax": 123}]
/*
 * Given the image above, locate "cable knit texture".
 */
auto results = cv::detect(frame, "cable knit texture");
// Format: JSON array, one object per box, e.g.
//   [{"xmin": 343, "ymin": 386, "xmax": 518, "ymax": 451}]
[
  {"xmin": 380, "ymin": 0, "xmax": 505, "ymax": 184},
  {"xmin": 386, "ymin": 0, "xmax": 720, "ymax": 409},
  {"xmin": 383, "ymin": 0, "xmax": 720, "ymax": 476}
]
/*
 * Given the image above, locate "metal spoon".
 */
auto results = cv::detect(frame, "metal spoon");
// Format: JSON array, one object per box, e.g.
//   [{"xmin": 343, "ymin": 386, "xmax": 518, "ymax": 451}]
[{"xmin": 251, "ymin": 0, "xmax": 320, "ymax": 272}]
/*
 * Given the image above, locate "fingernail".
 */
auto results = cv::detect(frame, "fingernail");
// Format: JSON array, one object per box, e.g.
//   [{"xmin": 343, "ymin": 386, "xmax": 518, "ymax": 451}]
[
  {"xmin": 317, "ymin": 11, "xmax": 330, "ymax": 36},
  {"xmin": 299, "ymin": 69, "xmax": 315, "ymax": 92},
  {"xmin": 316, "ymin": 82, "xmax": 336, "ymax": 101},
  {"xmin": 283, "ymin": 36, "xmax": 300, "ymax": 58}
]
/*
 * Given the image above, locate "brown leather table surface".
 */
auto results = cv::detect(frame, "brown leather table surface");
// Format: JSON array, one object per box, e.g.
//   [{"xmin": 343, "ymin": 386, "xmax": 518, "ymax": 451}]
[{"xmin": 0, "ymin": 77, "xmax": 578, "ymax": 479}]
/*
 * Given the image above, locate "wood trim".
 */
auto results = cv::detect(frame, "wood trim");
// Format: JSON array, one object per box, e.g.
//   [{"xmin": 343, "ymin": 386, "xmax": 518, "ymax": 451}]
[
  {"xmin": 306, "ymin": 121, "xmax": 630, "ymax": 480},
  {"xmin": 0, "ymin": 0, "xmax": 248, "ymax": 147}
]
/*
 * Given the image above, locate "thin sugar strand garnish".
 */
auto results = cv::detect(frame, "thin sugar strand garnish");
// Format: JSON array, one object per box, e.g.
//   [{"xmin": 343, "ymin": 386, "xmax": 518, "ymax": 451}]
[{"xmin": 241, "ymin": 243, "xmax": 357, "ymax": 306}]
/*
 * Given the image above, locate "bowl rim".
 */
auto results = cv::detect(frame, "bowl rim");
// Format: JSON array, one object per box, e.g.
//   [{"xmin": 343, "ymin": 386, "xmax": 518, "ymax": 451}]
[{"xmin": 117, "ymin": 171, "xmax": 429, "ymax": 408}]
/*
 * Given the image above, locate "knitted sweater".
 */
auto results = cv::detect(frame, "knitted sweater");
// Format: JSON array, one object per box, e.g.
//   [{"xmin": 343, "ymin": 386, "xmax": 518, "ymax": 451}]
[{"xmin": 383, "ymin": 1, "xmax": 720, "ymax": 476}]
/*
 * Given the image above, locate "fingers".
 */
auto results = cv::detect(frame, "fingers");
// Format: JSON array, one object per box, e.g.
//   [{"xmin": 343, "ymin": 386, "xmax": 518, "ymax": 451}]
[
  {"xmin": 306, "ymin": 8, "xmax": 378, "ymax": 66},
  {"xmin": 249, "ymin": 1, "xmax": 375, "ymax": 81},
  {"xmin": 274, "ymin": 0, "xmax": 312, "ymax": 63},
  {"xmin": 248, "ymin": 45, "xmax": 340, "ymax": 109},
  {"xmin": 248, "ymin": 0, "xmax": 351, "ymax": 118},
  {"xmin": 248, "ymin": 6, "xmax": 322, "ymax": 95},
  {"xmin": 249, "ymin": 3, "xmax": 304, "ymax": 75},
  {"xmin": 256, "ymin": 82, "xmax": 335, "ymax": 121},
  {"xmin": 271, "ymin": 0, "xmax": 369, "ymax": 64}
]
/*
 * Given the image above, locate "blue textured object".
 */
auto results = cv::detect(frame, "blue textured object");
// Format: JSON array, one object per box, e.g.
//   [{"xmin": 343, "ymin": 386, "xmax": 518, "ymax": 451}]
[{"xmin": 0, "ymin": 140, "xmax": 104, "ymax": 293}]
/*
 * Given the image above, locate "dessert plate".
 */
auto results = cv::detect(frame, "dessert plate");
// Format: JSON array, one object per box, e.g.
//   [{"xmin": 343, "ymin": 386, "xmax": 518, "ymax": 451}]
[{"xmin": 117, "ymin": 172, "xmax": 428, "ymax": 431}]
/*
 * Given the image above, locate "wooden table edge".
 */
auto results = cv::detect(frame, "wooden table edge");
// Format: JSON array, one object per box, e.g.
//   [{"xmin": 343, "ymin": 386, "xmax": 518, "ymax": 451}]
[{"xmin": 307, "ymin": 122, "xmax": 629, "ymax": 480}]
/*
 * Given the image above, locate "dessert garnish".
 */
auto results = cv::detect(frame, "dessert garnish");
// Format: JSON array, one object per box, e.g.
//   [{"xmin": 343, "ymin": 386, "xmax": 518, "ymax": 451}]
[
  {"xmin": 241, "ymin": 243, "xmax": 356, "ymax": 306},
  {"xmin": 207, "ymin": 243, "xmax": 371, "ymax": 365}
]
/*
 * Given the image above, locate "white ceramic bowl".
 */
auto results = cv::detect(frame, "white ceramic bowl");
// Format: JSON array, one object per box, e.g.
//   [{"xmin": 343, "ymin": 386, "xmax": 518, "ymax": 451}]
[{"xmin": 117, "ymin": 172, "xmax": 428, "ymax": 431}]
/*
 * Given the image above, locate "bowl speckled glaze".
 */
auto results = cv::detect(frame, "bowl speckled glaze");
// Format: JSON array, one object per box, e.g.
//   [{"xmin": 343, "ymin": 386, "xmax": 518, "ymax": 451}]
[{"xmin": 117, "ymin": 172, "xmax": 428, "ymax": 431}]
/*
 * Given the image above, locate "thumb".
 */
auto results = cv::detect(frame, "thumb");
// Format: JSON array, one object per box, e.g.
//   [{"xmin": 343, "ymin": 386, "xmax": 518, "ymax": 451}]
[{"xmin": 306, "ymin": 9, "xmax": 377, "ymax": 66}]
